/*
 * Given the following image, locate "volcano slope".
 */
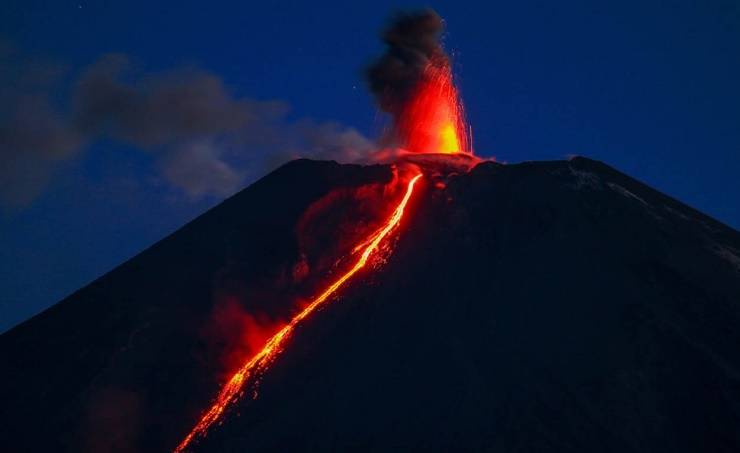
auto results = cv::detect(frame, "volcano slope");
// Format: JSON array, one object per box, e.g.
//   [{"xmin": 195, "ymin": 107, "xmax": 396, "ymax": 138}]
[{"xmin": 2, "ymin": 157, "xmax": 740, "ymax": 452}]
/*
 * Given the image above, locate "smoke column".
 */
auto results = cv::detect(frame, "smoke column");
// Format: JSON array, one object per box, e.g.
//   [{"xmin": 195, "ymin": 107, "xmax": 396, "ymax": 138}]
[{"xmin": 366, "ymin": 9, "xmax": 471, "ymax": 154}]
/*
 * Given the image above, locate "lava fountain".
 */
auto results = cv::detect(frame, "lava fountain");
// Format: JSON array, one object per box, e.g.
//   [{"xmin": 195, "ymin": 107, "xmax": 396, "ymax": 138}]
[
  {"xmin": 366, "ymin": 9, "xmax": 473, "ymax": 157},
  {"xmin": 395, "ymin": 63, "xmax": 472, "ymax": 155}
]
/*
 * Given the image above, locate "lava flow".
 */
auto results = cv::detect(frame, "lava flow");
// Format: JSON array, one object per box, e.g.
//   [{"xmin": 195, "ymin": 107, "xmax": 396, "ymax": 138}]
[
  {"xmin": 174, "ymin": 173, "xmax": 423, "ymax": 452},
  {"xmin": 176, "ymin": 10, "xmax": 475, "ymax": 451}
]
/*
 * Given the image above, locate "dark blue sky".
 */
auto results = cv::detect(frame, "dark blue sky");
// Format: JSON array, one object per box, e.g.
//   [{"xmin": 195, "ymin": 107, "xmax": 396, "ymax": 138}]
[{"xmin": 1, "ymin": 0, "xmax": 738, "ymax": 332}]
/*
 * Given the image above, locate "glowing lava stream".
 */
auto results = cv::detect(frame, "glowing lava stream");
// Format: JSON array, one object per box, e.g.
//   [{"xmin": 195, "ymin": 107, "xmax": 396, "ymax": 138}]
[{"xmin": 175, "ymin": 173, "xmax": 423, "ymax": 452}]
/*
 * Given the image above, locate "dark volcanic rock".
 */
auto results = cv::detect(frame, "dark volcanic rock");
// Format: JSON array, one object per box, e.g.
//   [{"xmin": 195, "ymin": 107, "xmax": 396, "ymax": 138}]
[{"xmin": 2, "ymin": 157, "xmax": 739, "ymax": 452}]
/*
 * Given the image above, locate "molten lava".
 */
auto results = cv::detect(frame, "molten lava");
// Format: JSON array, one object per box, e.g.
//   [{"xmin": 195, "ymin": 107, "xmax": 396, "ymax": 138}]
[
  {"xmin": 176, "ymin": 17, "xmax": 475, "ymax": 450},
  {"xmin": 396, "ymin": 63, "xmax": 472, "ymax": 155},
  {"xmin": 174, "ymin": 173, "xmax": 423, "ymax": 452}
]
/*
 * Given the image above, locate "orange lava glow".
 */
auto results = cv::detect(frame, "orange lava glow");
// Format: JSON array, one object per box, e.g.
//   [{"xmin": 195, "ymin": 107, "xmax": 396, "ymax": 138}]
[
  {"xmin": 174, "ymin": 173, "xmax": 423, "ymax": 452},
  {"xmin": 396, "ymin": 64, "xmax": 472, "ymax": 155}
]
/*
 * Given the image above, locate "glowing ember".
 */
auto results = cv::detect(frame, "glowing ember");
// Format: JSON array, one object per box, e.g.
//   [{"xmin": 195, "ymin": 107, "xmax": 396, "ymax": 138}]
[
  {"xmin": 396, "ymin": 64, "xmax": 472, "ymax": 155},
  {"xmin": 174, "ymin": 173, "xmax": 423, "ymax": 452}
]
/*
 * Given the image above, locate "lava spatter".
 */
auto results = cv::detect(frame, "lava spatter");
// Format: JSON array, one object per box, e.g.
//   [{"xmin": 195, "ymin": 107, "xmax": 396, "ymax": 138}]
[{"xmin": 396, "ymin": 63, "xmax": 472, "ymax": 155}]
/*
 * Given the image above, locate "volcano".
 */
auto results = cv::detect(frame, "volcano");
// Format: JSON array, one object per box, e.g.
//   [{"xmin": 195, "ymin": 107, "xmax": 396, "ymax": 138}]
[{"xmin": 1, "ymin": 155, "xmax": 739, "ymax": 452}]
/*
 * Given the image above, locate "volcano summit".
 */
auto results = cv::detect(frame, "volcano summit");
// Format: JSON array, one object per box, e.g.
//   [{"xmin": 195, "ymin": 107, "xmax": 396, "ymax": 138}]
[
  {"xmin": 1, "ymin": 155, "xmax": 740, "ymax": 452},
  {"xmin": 2, "ymin": 7, "xmax": 739, "ymax": 453}
]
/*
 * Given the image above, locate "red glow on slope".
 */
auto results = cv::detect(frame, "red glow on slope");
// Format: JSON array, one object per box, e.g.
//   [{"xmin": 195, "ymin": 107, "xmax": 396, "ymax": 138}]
[
  {"xmin": 174, "ymin": 173, "xmax": 423, "ymax": 452},
  {"xmin": 200, "ymin": 297, "xmax": 285, "ymax": 375},
  {"xmin": 396, "ymin": 64, "xmax": 472, "ymax": 155}
]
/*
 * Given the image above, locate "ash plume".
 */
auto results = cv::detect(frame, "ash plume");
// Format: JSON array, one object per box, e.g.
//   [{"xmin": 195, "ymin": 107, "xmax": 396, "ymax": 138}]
[
  {"xmin": 72, "ymin": 54, "xmax": 258, "ymax": 148},
  {"xmin": 0, "ymin": 50, "xmax": 372, "ymax": 206},
  {"xmin": 366, "ymin": 9, "xmax": 449, "ymax": 115},
  {"xmin": 0, "ymin": 48, "xmax": 85, "ymax": 206}
]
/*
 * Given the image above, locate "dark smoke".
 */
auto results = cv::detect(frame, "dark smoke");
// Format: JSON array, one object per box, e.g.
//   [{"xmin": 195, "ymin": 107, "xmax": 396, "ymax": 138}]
[
  {"xmin": 0, "ymin": 50, "xmax": 372, "ymax": 206},
  {"xmin": 72, "ymin": 54, "xmax": 258, "ymax": 148},
  {"xmin": 366, "ymin": 9, "xmax": 448, "ymax": 114},
  {"xmin": 0, "ymin": 47, "xmax": 85, "ymax": 205}
]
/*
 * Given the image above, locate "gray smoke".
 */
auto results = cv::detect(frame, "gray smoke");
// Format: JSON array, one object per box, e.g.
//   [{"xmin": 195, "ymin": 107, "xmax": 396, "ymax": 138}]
[
  {"xmin": 365, "ymin": 9, "xmax": 448, "ymax": 115},
  {"xmin": 0, "ymin": 47, "xmax": 84, "ymax": 205},
  {"xmin": 0, "ymin": 50, "xmax": 373, "ymax": 207}
]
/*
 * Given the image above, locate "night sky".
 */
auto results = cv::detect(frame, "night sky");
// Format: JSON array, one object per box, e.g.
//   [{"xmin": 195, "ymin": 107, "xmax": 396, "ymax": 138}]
[{"xmin": 1, "ymin": 0, "xmax": 738, "ymax": 333}]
